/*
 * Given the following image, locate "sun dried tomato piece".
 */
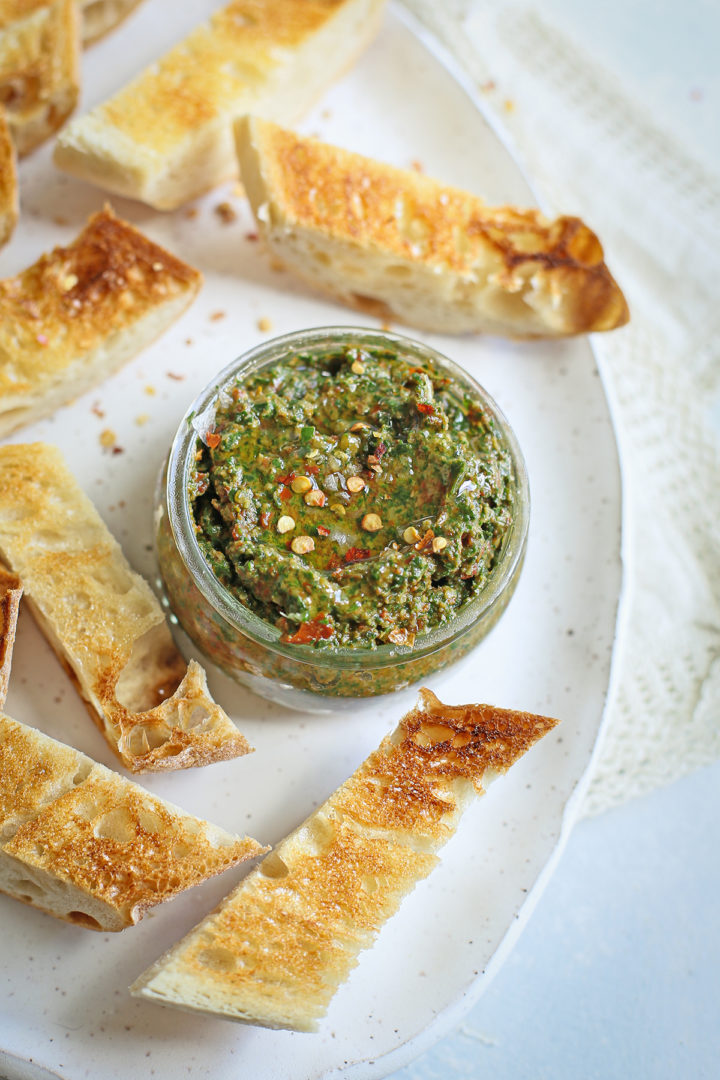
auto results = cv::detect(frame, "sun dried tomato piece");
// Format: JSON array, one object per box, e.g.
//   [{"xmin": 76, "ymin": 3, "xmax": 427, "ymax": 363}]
[
  {"xmin": 206, "ymin": 431, "xmax": 221, "ymax": 449},
  {"xmin": 316, "ymin": 525, "xmax": 330, "ymax": 537},
  {"xmin": 283, "ymin": 616, "xmax": 334, "ymax": 644},
  {"xmin": 417, "ymin": 402, "xmax": 435, "ymax": 416},
  {"xmin": 275, "ymin": 471, "xmax": 296, "ymax": 485},
  {"xmin": 279, "ymin": 487, "xmax": 292, "ymax": 502},
  {"xmin": 259, "ymin": 511, "xmax": 271, "ymax": 528},
  {"xmin": 344, "ymin": 546, "xmax": 371, "ymax": 564}
]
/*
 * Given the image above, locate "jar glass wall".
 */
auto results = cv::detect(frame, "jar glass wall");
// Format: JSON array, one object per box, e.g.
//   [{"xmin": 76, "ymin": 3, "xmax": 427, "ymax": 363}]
[{"xmin": 154, "ymin": 327, "xmax": 529, "ymax": 712}]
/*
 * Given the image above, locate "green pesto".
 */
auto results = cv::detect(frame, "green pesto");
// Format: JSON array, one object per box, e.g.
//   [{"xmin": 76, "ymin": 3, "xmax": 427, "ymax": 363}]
[{"xmin": 189, "ymin": 344, "xmax": 515, "ymax": 649}]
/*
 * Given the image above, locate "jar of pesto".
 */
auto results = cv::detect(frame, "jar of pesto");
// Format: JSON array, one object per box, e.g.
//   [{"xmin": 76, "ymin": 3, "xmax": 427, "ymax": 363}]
[{"xmin": 155, "ymin": 327, "xmax": 529, "ymax": 712}]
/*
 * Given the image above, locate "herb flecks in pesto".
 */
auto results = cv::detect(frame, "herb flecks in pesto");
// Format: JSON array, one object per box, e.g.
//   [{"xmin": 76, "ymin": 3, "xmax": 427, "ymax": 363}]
[{"xmin": 189, "ymin": 345, "xmax": 515, "ymax": 648}]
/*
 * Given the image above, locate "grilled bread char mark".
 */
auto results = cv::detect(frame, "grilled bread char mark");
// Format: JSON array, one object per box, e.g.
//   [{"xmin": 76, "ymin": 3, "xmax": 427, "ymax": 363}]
[
  {"xmin": 0, "ymin": 443, "xmax": 253, "ymax": 773},
  {"xmin": 131, "ymin": 688, "xmax": 559, "ymax": 1031},
  {"xmin": 0, "ymin": 715, "xmax": 267, "ymax": 931},
  {"xmin": 235, "ymin": 115, "xmax": 629, "ymax": 338},
  {"xmin": 0, "ymin": 206, "xmax": 202, "ymax": 439},
  {"xmin": 0, "ymin": 0, "xmax": 80, "ymax": 156},
  {"xmin": 54, "ymin": 0, "xmax": 387, "ymax": 210}
]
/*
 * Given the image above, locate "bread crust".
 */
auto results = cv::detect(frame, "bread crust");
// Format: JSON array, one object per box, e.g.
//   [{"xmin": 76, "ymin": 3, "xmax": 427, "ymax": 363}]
[
  {"xmin": 0, "ymin": 566, "xmax": 21, "ymax": 709},
  {"xmin": 0, "ymin": 206, "xmax": 202, "ymax": 438},
  {"xmin": 131, "ymin": 688, "xmax": 559, "ymax": 1030},
  {"xmin": 0, "ymin": 443, "xmax": 253, "ymax": 773},
  {"xmin": 0, "ymin": 0, "xmax": 80, "ymax": 156},
  {"xmin": 0, "ymin": 714, "xmax": 267, "ymax": 930},
  {"xmin": 54, "ymin": 0, "xmax": 386, "ymax": 209},
  {"xmin": 236, "ymin": 116, "xmax": 630, "ymax": 338},
  {"xmin": 0, "ymin": 106, "xmax": 17, "ymax": 247},
  {"xmin": 77, "ymin": 0, "xmax": 144, "ymax": 46}
]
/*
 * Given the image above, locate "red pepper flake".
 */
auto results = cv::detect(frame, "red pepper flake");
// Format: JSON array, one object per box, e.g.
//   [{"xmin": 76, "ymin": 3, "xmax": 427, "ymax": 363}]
[
  {"xmin": 283, "ymin": 616, "xmax": 334, "ymax": 644},
  {"xmin": 344, "ymin": 547, "xmax": 371, "ymax": 564},
  {"xmin": 305, "ymin": 464, "xmax": 320, "ymax": 475},
  {"xmin": 275, "ymin": 471, "xmax": 296, "ymax": 485},
  {"xmin": 245, "ymin": 232, "xmax": 259, "ymax": 242},
  {"xmin": 316, "ymin": 525, "xmax": 330, "ymax": 537},
  {"xmin": 206, "ymin": 432, "xmax": 221, "ymax": 449},
  {"xmin": 166, "ymin": 371, "xmax": 185, "ymax": 381},
  {"xmin": 231, "ymin": 524, "xmax": 242, "ymax": 541},
  {"xmin": 417, "ymin": 402, "xmax": 435, "ymax": 415},
  {"xmin": 279, "ymin": 487, "xmax": 292, "ymax": 502},
  {"xmin": 111, "ymin": 446, "xmax": 124, "ymax": 455},
  {"xmin": 259, "ymin": 511, "xmax": 271, "ymax": 528}
]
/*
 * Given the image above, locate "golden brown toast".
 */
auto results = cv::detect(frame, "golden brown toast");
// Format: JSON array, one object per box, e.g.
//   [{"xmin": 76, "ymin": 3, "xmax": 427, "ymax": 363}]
[
  {"xmin": 131, "ymin": 688, "xmax": 559, "ymax": 1030},
  {"xmin": 235, "ymin": 116, "xmax": 630, "ymax": 338},
  {"xmin": 0, "ymin": 714, "xmax": 266, "ymax": 930},
  {"xmin": 0, "ymin": 0, "xmax": 80, "ymax": 156},
  {"xmin": 0, "ymin": 106, "xmax": 17, "ymax": 246},
  {"xmin": 54, "ymin": 0, "xmax": 386, "ymax": 210},
  {"xmin": 0, "ymin": 443, "xmax": 253, "ymax": 773},
  {"xmin": 0, "ymin": 206, "xmax": 201, "ymax": 438},
  {"xmin": 78, "ymin": 0, "xmax": 144, "ymax": 46}
]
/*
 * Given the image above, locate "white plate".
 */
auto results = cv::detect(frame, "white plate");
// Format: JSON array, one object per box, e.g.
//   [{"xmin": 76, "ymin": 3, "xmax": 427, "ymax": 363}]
[{"xmin": 0, "ymin": 3, "xmax": 623, "ymax": 1078}]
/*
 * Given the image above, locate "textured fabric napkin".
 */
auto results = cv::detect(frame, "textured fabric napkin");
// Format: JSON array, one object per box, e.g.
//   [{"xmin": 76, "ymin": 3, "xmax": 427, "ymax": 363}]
[{"xmin": 400, "ymin": 0, "xmax": 720, "ymax": 815}]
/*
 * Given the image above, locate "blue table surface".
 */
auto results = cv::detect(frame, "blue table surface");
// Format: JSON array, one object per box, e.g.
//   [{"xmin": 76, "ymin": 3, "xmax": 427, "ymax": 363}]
[{"xmin": 392, "ymin": 1, "xmax": 719, "ymax": 1077}]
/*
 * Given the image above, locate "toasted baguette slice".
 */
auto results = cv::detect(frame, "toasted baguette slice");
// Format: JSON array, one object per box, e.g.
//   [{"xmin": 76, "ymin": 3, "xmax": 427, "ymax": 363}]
[
  {"xmin": 0, "ymin": 443, "xmax": 253, "ymax": 773},
  {"xmin": 0, "ymin": 107, "xmax": 18, "ymax": 247},
  {"xmin": 235, "ymin": 116, "xmax": 630, "ymax": 338},
  {"xmin": 0, "ymin": 566, "xmax": 22, "ymax": 708},
  {"xmin": 0, "ymin": 0, "xmax": 80, "ymax": 156},
  {"xmin": 54, "ymin": 0, "xmax": 386, "ymax": 210},
  {"xmin": 0, "ymin": 714, "xmax": 266, "ymax": 930},
  {"xmin": 0, "ymin": 206, "xmax": 201, "ymax": 438},
  {"xmin": 131, "ymin": 688, "xmax": 559, "ymax": 1031},
  {"xmin": 78, "ymin": 0, "xmax": 144, "ymax": 46}
]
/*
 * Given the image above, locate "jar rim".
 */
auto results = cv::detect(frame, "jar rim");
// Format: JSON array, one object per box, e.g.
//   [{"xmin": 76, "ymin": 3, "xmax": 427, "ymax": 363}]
[{"xmin": 165, "ymin": 325, "xmax": 530, "ymax": 670}]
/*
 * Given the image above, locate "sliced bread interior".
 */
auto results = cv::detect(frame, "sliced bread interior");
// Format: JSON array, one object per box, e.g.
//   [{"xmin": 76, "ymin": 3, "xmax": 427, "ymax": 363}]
[
  {"xmin": 131, "ymin": 688, "xmax": 559, "ymax": 1030},
  {"xmin": 0, "ymin": 442, "xmax": 253, "ymax": 773},
  {"xmin": 54, "ymin": 0, "xmax": 386, "ymax": 209},
  {"xmin": 235, "ymin": 115, "xmax": 629, "ymax": 338},
  {"xmin": 0, "ymin": 714, "xmax": 266, "ymax": 930}
]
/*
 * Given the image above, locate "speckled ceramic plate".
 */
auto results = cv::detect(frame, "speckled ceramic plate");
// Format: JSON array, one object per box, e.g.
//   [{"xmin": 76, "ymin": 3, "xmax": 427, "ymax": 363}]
[{"xmin": 0, "ymin": 3, "xmax": 623, "ymax": 1078}]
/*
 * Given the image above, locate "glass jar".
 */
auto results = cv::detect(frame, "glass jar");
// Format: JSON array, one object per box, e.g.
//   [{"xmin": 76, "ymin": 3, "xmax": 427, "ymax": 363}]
[{"xmin": 154, "ymin": 327, "xmax": 529, "ymax": 712}]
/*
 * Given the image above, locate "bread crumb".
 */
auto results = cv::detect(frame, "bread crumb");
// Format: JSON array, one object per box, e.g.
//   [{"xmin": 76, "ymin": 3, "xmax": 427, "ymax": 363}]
[
  {"xmin": 144, "ymin": 385, "xmax": 156, "ymax": 396},
  {"xmin": 53, "ymin": 215, "xmax": 69, "ymax": 226},
  {"xmin": 99, "ymin": 428, "xmax": 116, "ymax": 448},
  {"xmin": 135, "ymin": 413, "xmax": 150, "ymax": 426},
  {"xmin": 91, "ymin": 402, "xmax": 105, "ymax": 418},
  {"xmin": 321, "ymin": 108, "xmax": 332, "ymax": 119},
  {"xmin": 480, "ymin": 79, "xmax": 496, "ymax": 93},
  {"xmin": 215, "ymin": 201, "xmax": 237, "ymax": 224},
  {"xmin": 269, "ymin": 258, "xmax": 286, "ymax": 273},
  {"xmin": 257, "ymin": 316, "xmax": 273, "ymax": 332},
  {"xmin": 503, "ymin": 98, "xmax": 515, "ymax": 112},
  {"xmin": 166, "ymin": 371, "xmax": 185, "ymax": 381},
  {"xmin": 411, "ymin": 159, "xmax": 424, "ymax": 173},
  {"xmin": 210, "ymin": 310, "xmax": 226, "ymax": 322},
  {"xmin": 184, "ymin": 207, "xmax": 199, "ymax": 219},
  {"xmin": 185, "ymin": 338, "xmax": 194, "ymax": 346}
]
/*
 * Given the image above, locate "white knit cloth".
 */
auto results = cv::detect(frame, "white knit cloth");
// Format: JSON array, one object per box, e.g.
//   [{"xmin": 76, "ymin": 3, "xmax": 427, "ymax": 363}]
[{"xmin": 401, "ymin": 0, "xmax": 720, "ymax": 815}]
